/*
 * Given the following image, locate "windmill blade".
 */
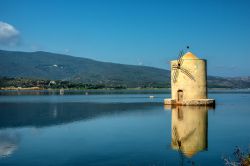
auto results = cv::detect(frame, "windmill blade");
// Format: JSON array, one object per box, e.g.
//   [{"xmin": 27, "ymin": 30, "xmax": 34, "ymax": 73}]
[
  {"xmin": 172, "ymin": 66, "xmax": 178, "ymax": 69},
  {"xmin": 173, "ymin": 125, "xmax": 186, "ymax": 165},
  {"xmin": 172, "ymin": 69, "xmax": 179, "ymax": 83},
  {"xmin": 179, "ymin": 50, "xmax": 184, "ymax": 66},
  {"xmin": 172, "ymin": 69, "xmax": 177, "ymax": 83},
  {"xmin": 180, "ymin": 128, "xmax": 196, "ymax": 143},
  {"xmin": 180, "ymin": 67, "xmax": 195, "ymax": 81},
  {"xmin": 180, "ymin": 69, "xmax": 194, "ymax": 81},
  {"xmin": 177, "ymin": 50, "xmax": 183, "ymax": 65},
  {"xmin": 177, "ymin": 50, "xmax": 184, "ymax": 66},
  {"xmin": 172, "ymin": 64, "xmax": 178, "ymax": 68},
  {"xmin": 173, "ymin": 126, "xmax": 179, "ymax": 140},
  {"xmin": 172, "ymin": 126, "xmax": 181, "ymax": 147},
  {"xmin": 178, "ymin": 50, "xmax": 184, "ymax": 60}
]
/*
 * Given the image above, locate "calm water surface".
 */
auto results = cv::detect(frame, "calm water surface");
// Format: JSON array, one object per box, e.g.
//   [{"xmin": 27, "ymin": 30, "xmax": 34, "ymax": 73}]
[{"xmin": 0, "ymin": 92, "xmax": 250, "ymax": 166}]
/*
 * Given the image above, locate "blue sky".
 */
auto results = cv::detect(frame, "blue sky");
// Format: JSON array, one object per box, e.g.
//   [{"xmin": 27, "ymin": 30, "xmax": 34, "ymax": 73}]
[{"xmin": 0, "ymin": 0, "xmax": 250, "ymax": 76}]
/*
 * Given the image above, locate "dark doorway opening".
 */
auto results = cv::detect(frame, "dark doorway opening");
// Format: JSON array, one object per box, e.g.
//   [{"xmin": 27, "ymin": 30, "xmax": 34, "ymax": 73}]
[{"xmin": 177, "ymin": 90, "xmax": 183, "ymax": 102}]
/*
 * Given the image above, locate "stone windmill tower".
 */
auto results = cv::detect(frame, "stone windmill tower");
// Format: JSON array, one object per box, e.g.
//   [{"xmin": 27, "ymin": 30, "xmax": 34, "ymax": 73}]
[{"xmin": 164, "ymin": 50, "xmax": 215, "ymax": 106}]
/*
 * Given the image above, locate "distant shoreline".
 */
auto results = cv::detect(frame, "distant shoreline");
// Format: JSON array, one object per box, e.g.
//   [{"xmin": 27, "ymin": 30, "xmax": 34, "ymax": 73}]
[
  {"xmin": 0, "ymin": 87, "xmax": 43, "ymax": 90},
  {"xmin": 0, "ymin": 88, "xmax": 250, "ymax": 95},
  {"xmin": 1, "ymin": 87, "xmax": 249, "ymax": 91}
]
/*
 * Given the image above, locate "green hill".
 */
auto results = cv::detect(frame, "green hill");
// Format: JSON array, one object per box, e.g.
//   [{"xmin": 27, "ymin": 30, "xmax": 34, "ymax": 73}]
[
  {"xmin": 0, "ymin": 50, "xmax": 169, "ymax": 88},
  {"xmin": 0, "ymin": 50, "xmax": 250, "ymax": 88}
]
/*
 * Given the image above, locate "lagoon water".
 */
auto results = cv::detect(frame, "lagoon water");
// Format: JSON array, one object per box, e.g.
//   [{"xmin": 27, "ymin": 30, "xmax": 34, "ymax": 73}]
[{"xmin": 0, "ymin": 91, "xmax": 250, "ymax": 166}]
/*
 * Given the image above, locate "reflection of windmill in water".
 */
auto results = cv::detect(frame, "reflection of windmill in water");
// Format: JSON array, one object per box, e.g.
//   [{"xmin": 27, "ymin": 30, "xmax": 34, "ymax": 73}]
[
  {"xmin": 172, "ymin": 106, "xmax": 197, "ymax": 166},
  {"xmin": 171, "ymin": 106, "xmax": 209, "ymax": 159},
  {"xmin": 172, "ymin": 125, "xmax": 196, "ymax": 166}
]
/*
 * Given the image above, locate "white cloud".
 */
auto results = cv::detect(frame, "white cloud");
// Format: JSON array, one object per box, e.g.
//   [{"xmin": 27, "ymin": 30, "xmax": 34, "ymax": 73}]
[{"xmin": 0, "ymin": 21, "xmax": 20, "ymax": 46}]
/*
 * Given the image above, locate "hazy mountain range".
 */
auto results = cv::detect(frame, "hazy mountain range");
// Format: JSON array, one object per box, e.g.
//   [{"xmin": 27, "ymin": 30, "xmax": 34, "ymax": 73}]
[{"xmin": 0, "ymin": 50, "xmax": 249, "ymax": 88}]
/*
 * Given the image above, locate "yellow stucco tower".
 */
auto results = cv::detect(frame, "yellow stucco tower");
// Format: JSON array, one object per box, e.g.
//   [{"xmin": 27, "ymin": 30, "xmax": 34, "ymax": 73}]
[{"xmin": 164, "ymin": 51, "xmax": 215, "ymax": 106}]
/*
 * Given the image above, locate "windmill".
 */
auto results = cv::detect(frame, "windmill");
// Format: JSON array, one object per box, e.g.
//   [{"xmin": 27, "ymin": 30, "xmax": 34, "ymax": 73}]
[{"xmin": 172, "ymin": 49, "xmax": 196, "ymax": 83}]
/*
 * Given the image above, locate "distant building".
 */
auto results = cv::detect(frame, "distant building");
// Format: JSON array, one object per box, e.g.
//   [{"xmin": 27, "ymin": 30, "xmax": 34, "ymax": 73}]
[
  {"xmin": 49, "ymin": 81, "xmax": 56, "ymax": 86},
  {"xmin": 164, "ymin": 52, "xmax": 215, "ymax": 106}
]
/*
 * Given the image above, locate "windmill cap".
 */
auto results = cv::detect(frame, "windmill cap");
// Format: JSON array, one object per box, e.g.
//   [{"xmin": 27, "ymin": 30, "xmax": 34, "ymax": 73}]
[{"xmin": 182, "ymin": 52, "xmax": 199, "ymax": 60}]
